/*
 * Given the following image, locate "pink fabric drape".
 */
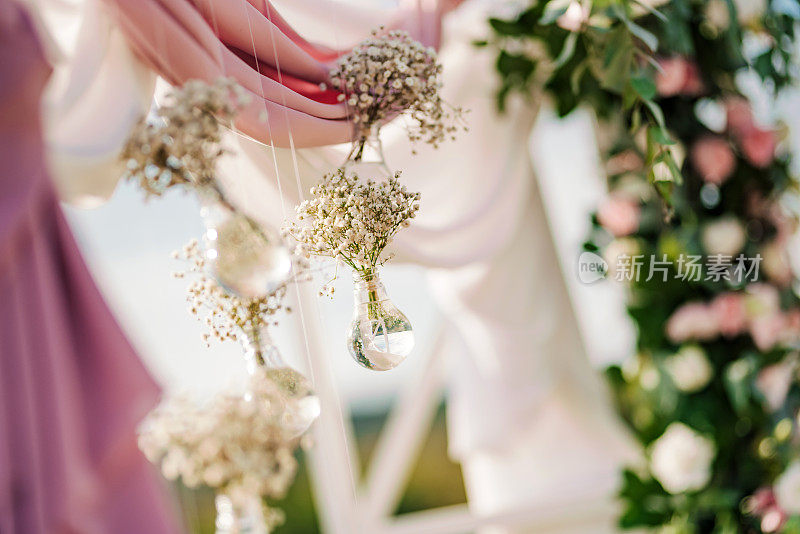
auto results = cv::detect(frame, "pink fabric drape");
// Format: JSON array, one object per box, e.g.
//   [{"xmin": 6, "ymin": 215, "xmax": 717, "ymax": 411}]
[
  {"xmin": 0, "ymin": 3, "xmax": 181, "ymax": 533},
  {"xmin": 98, "ymin": 0, "xmax": 454, "ymax": 148},
  {"xmin": 101, "ymin": 0, "xmax": 355, "ymax": 147}
]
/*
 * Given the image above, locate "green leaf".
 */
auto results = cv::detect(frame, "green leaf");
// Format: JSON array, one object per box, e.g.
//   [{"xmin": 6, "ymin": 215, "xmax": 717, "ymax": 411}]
[
  {"xmin": 631, "ymin": 75, "xmax": 656, "ymax": 100},
  {"xmin": 554, "ymin": 31, "xmax": 579, "ymax": 68},
  {"xmin": 622, "ymin": 82, "xmax": 638, "ymax": 109},
  {"xmin": 472, "ymin": 39, "xmax": 489, "ymax": 47},
  {"xmin": 632, "ymin": 0, "xmax": 669, "ymax": 22},
  {"xmin": 569, "ymin": 61, "xmax": 588, "ymax": 94},
  {"xmin": 618, "ymin": 469, "xmax": 673, "ymax": 527},
  {"xmin": 650, "ymin": 126, "xmax": 675, "ymax": 146},
  {"xmin": 538, "ymin": 6, "xmax": 569, "ymax": 25},
  {"xmin": 621, "ymin": 17, "xmax": 659, "ymax": 52},
  {"xmin": 601, "ymin": 28, "xmax": 634, "ymax": 93},
  {"xmin": 643, "ymin": 99, "xmax": 666, "ymax": 129},
  {"xmin": 496, "ymin": 83, "xmax": 512, "ymax": 113},
  {"xmin": 488, "ymin": 17, "xmax": 526, "ymax": 36},
  {"xmin": 496, "ymin": 51, "xmax": 536, "ymax": 80},
  {"xmin": 723, "ymin": 357, "xmax": 757, "ymax": 414}
]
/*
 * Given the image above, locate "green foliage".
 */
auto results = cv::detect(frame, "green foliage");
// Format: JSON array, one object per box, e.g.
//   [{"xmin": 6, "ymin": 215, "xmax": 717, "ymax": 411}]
[
  {"xmin": 488, "ymin": 0, "xmax": 800, "ymax": 531},
  {"xmin": 485, "ymin": 0, "xmax": 684, "ymax": 205}
]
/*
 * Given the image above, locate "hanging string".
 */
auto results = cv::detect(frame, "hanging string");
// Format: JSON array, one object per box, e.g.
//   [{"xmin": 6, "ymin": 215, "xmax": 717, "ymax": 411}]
[{"xmin": 246, "ymin": 0, "xmax": 362, "ymax": 508}]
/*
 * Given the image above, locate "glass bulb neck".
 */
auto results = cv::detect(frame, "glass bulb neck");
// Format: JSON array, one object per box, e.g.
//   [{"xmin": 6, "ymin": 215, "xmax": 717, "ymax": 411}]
[
  {"xmin": 347, "ymin": 128, "xmax": 385, "ymax": 163},
  {"xmin": 241, "ymin": 324, "xmax": 285, "ymax": 370},
  {"xmin": 353, "ymin": 269, "xmax": 388, "ymax": 304}
]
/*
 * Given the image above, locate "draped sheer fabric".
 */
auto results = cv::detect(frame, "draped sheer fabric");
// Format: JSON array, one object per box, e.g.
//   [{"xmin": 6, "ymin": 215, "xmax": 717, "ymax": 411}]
[{"xmin": 0, "ymin": 3, "xmax": 180, "ymax": 533}]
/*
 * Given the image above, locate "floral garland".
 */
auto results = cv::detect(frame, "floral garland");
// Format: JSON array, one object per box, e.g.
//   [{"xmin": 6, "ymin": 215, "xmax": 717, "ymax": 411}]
[
  {"xmin": 488, "ymin": 0, "xmax": 800, "ymax": 531},
  {"xmin": 124, "ymin": 79, "xmax": 316, "ymax": 531}
]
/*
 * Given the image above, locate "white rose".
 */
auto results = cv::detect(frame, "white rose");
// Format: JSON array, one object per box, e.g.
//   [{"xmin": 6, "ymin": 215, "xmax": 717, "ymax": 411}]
[
  {"xmin": 664, "ymin": 345, "xmax": 713, "ymax": 393},
  {"xmin": 775, "ymin": 461, "xmax": 800, "ymax": 514},
  {"xmin": 650, "ymin": 423, "xmax": 715, "ymax": 494},
  {"xmin": 701, "ymin": 217, "xmax": 746, "ymax": 256}
]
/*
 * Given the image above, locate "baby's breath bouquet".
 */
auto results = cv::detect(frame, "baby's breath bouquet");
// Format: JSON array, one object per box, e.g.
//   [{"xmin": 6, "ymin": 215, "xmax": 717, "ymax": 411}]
[
  {"xmin": 138, "ymin": 370, "xmax": 305, "ymax": 533},
  {"xmin": 283, "ymin": 169, "xmax": 420, "ymax": 371},
  {"xmin": 328, "ymin": 29, "xmax": 465, "ymax": 160},
  {"xmin": 283, "ymin": 169, "xmax": 420, "ymax": 282},
  {"xmin": 123, "ymin": 78, "xmax": 293, "ymax": 299},
  {"xmin": 122, "ymin": 77, "xmax": 248, "ymax": 198}
]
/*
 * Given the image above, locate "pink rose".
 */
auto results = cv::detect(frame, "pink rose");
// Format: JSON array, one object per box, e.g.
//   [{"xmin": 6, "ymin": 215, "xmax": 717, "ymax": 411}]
[
  {"xmin": 691, "ymin": 136, "xmax": 736, "ymax": 184},
  {"xmin": 741, "ymin": 127, "xmax": 776, "ymax": 168},
  {"xmin": 749, "ymin": 487, "xmax": 779, "ymax": 514},
  {"xmin": 656, "ymin": 57, "xmax": 689, "ymax": 96},
  {"xmin": 725, "ymin": 97, "xmax": 755, "ymax": 138},
  {"xmin": 681, "ymin": 61, "xmax": 704, "ymax": 95},
  {"xmin": 666, "ymin": 302, "xmax": 719, "ymax": 343},
  {"xmin": 597, "ymin": 195, "xmax": 641, "ymax": 237},
  {"xmin": 656, "ymin": 57, "xmax": 703, "ymax": 96},
  {"xmin": 711, "ymin": 293, "xmax": 747, "ymax": 337},
  {"xmin": 785, "ymin": 309, "xmax": 800, "ymax": 334},
  {"xmin": 749, "ymin": 314, "xmax": 786, "ymax": 351},
  {"xmin": 746, "ymin": 487, "xmax": 788, "ymax": 533}
]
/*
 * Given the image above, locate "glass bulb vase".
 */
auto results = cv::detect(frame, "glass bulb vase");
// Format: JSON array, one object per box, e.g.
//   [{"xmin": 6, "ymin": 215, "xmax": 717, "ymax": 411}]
[
  {"xmin": 342, "ymin": 129, "xmax": 392, "ymax": 181},
  {"xmin": 347, "ymin": 269, "xmax": 414, "ymax": 371},
  {"xmin": 215, "ymin": 493, "xmax": 267, "ymax": 534},
  {"xmin": 199, "ymin": 186, "xmax": 292, "ymax": 299},
  {"xmin": 241, "ymin": 324, "xmax": 320, "ymax": 437}
]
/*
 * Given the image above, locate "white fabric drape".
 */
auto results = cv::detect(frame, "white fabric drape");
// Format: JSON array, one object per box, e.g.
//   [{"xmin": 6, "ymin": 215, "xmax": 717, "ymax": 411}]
[
  {"xmin": 32, "ymin": 0, "xmax": 638, "ymax": 530},
  {"xmin": 29, "ymin": 0, "xmax": 157, "ymax": 207}
]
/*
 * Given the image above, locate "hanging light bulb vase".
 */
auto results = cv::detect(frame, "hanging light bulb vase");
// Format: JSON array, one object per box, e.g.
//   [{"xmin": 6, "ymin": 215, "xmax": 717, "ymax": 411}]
[
  {"xmin": 347, "ymin": 268, "xmax": 414, "ymax": 371},
  {"xmin": 241, "ymin": 324, "xmax": 320, "ymax": 438},
  {"xmin": 199, "ymin": 184, "xmax": 293, "ymax": 299},
  {"xmin": 214, "ymin": 493, "xmax": 267, "ymax": 534},
  {"xmin": 342, "ymin": 127, "xmax": 392, "ymax": 181}
]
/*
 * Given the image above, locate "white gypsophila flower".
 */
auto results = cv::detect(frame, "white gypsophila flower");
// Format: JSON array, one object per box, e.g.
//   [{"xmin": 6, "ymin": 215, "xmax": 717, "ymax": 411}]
[
  {"xmin": 701, "ymin": 217, "xmax": 746, "ymax": 256},
  {"xmin": 775, "ymin": 461, "xmax": 800, "ymax": 514},
  {"xmin": 172, "ymin": 239, "xmax": 308, "ymax": 346},
  {"xmin": 650, "ymin": 423, "xmax": 715, "ymax": 494},
  {"xmin": 664, "ymin": 345, "xmax": 713, "ymax": 393},
  {"xmin": 122, "ymin": 77, "xmax": 250, "ymax": 196},
  {"xmin": 328, "ymin": 28, "xmax": 466, "ymax": 151},
  {"xmin": 138, "ymin": 368, "xmax": 305, "ymax": 509},
  {"xmin": 282, "ymin": 169, "xmax": 420, "ymax": 277}
]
